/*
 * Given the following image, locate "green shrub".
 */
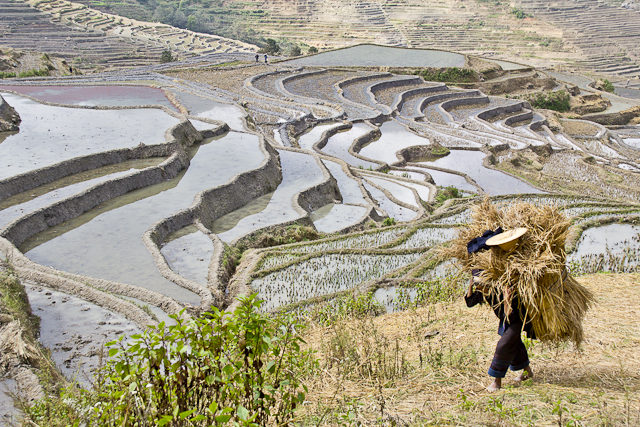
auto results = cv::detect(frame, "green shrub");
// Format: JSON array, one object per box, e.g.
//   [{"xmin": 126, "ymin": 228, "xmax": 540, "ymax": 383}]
[
  {"xmin": 435, "ymin": 186, "xmax": 461, "ymax": 204},
  {"xmin": 602, "ymin": 79, "xmax": 615, "ymax": 93},
  {"xmin": 524, "ymin": 90, "xmax": 571, "ymax": 112},
  {"xmin": 382, "ymin": 217, "xmax": 396, "ymax": 227},
  {"xmin": 419, "ymin": 67, "xmax": 476, "ymax": 83},
  {"xmin": 307, "ymin": 46, "xmax": 318, "ymax": 54},
  {"xmin": 258, "ymin": 38, "xmax": 279, "ymax": 55},
  {"xmin": 86, "ymin": 295, "xmax": 312, "ymax": 426},
  {"xmin": 288, "ymin": 45, "xmax": 301, "ymax": 57},
  {"xmin": 160, "ymin": 50, "xmax": 174, "ymax": 63},
  {"xmin": 511, "ymin": 7, "xmax": 531, "ymax": 19},
  {"xmin": 17, "ymin": 68, "xmax": 49, "ymax": 78},
  {"xmin": 0, "ymin": 71, "xmax": 16, "ymax": 79}
]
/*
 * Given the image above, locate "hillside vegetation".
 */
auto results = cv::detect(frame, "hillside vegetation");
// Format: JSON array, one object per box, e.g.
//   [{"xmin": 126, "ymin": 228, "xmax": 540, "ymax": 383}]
[{"xmin": 16, "ymin": 272, "xmax": 640, "ymax": 426}]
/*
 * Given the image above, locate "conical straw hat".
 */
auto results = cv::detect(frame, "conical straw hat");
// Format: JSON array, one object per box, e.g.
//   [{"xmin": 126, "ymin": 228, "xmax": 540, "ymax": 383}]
[{"xmin": 486, "ymin": 227, "xmax": 528, "ymax": 251}]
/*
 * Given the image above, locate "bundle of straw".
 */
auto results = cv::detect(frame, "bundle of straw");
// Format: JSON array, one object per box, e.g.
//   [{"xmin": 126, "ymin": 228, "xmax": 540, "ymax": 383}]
[{"xmin": 442, "ymin": 199, "xmax": 595, "ymax": 346}]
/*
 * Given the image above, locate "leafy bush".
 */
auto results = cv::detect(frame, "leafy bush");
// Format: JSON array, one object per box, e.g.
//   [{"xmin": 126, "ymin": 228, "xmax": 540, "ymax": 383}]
[
  {"xmin": 258, "ymin": 39, "xmax": 279, "ymax": 55},
  {"xmin": 525, "ymin": 90, "xmax": 571, "ymax": 112},
  {"xmin": 602, "ymin": 79, "xmax": 615, "ymax": 93},
  {"xmin": 17, "ymin": 68, "xmax": 49, "ymax": 78},
  {"xmin": 307, "ymin": 46, "xmax": 318, "ymax": 54},
  {"xmin": 419, "ymin": 67, "xmax": 476, "ymax": 83},
  {"xmin": 160, "ymin": 50, "xmax": 174, "ymax": 63},
  {"xmin": 288, "ymin": 45, "xmax": 301, "ymax": 57},
  {"xmin": 86, "ymin": 295, "xmax": 312, "ymax": 426},
  {"xmin": 435, "ymin": 186, "xmax": 461, "ymax": 204},
  {"xmin": 0, "ymin": 71, "xmax": 16, "ymax": 79},
  {"xmin": 382, "ymin": 217, "xmax": 396, "ymax": 227},
  {"xmin": 511, "ymin": 7, "xmax": 531, "ymax": 19}
]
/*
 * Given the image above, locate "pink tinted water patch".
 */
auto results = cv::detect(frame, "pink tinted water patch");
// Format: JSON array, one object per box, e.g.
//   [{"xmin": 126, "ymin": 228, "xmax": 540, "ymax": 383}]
[{"xmin": 0, "ymin": 85, "xmax": 177, "ymax": 110}]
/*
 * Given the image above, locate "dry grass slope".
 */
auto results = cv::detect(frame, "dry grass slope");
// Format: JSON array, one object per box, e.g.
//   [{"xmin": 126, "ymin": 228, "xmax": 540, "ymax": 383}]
[{"xmin": 299, "ymin": 273, "xmax": 640, "ymax": 426}]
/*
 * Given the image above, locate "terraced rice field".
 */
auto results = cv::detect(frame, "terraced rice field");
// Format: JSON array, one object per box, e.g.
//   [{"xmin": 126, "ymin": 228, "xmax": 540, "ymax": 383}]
[{"xmin": 2, "ymin": 50, "xmax": 640, "ymax": 387}]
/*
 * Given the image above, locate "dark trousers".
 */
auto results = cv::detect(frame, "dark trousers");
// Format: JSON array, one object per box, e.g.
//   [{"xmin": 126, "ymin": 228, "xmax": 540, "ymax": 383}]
[{"xmin": 488, "ymin": 323, "xmax": 530, "ymax": 378}]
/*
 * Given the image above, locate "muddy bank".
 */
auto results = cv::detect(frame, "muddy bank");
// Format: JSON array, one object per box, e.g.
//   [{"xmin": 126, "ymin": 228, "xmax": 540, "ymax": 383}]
[
  {"xmin": 583, "ymin": 105, "xmax": 640, "ymax": 126},
  {"xmin": 0, "ymin": 94, "xmax": 20, "ymax": 131}
]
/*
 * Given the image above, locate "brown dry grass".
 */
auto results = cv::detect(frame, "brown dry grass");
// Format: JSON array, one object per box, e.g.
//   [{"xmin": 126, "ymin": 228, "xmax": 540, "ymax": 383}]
[{"xmin": 298, "ymin": 273, "xmax": 640, "ymax": 426}]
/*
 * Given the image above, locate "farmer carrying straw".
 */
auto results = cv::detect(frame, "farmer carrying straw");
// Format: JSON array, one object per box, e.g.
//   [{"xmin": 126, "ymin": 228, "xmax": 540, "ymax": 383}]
[{"xmin": 442, "ymin": 199, "xmax": 595, "ymax": 392}]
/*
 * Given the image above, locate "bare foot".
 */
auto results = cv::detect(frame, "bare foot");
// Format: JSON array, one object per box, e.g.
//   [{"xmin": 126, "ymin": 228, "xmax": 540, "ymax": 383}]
[
  {"xmin": 487, "ymin": 378, "xmax": 501, "ymax": 392},
  {"xmin": 514, "ymin": 366, "xmax": 534, "ymax": 383}
]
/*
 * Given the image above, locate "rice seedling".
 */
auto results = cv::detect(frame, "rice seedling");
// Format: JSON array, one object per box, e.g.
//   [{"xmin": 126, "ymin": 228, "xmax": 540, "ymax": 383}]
[
  {"xmin": 256, "ymin": 252, "xmax": 303, "ymax": 271},
  {"xmin": 288, "ymin": 227, "xmax": 409, "ymax": 253},
  {"xmin": 251, "ymin": 253, "xmax": 423, "ymax": 311},
  {"xmin": 430, "ymin": 209, "xmax": 473, "ymax": 225},
  {"xmin": 392, "ymin": 226, "xmax": 458, "ymax": 249}
]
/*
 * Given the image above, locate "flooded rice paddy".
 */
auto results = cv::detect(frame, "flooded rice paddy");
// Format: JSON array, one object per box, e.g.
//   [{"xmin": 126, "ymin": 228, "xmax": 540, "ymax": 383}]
[
  {"xmin": 161, "ymin": 226, "xmax": 214, "ymax": 285},
  {"xmin": 251, "ymin": 252, "xmax": 423, "ymax": 311},
  {"xmin": 24, "ymin": 132, "xmax": 262, "ymax": 304},
  {"xmin": 320, "ymin": 124, "xmax": 380, "ymax": 169},
  {"xmin": 0, "ymin": 157, "xmax": 164, "ymax": 228},
  {"xmin": 26, "ymin": 284, "xmax": 141, "ymax": 383},
  {"xmin": 311, "ymin": 204, "xmax": 368, "ymax": 233},
  {"xmin": 364, "ymin": 177, "xmax": 420, "ymax": 206},
  {"xmin": 569, "ymin": 223, "xmax": 640, "ymax": 274},
  {"xmin": 217, "ymin": 150, "xmax": 325, "ymax": 243},
  {"xmin": 298, "ymin": 123, "xmax": 344, "ymax": 150},
  {"xmin": 0, "ymin": 85, "xmax": 177, "ymax": 110},
  {"xmin": 363, "ymin": 181, "xmax": 417, "ymax": 221},
  {"xmin": 0, "ymin": 93, "xmax": 180, "ymax": 179},
  {"xmin": 283, "ymin": 45, "xmax": 465, "ymax": 68},
  {"xmin": 418, "ymin": 150, "xmax": 543, "ymax": 195},
  {"xmin": 359, "ymin": 120, "xmax": 431, "ymax": 164}
]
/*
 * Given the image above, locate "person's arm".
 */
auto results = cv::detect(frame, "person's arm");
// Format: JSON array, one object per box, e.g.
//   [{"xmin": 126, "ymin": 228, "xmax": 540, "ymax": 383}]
[
  {"xmin": 466, "ymin": 278, "xmax": 474, "ymax": 298},
  {"xmin": 464, "ymin": 278, "xmax": 484, "ymax": 307}
]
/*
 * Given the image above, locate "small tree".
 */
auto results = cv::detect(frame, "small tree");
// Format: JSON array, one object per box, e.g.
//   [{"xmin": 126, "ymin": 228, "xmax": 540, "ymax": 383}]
[
  {"xmin": 289, "ymin": 45, "xmax": 301, "ymax": 57},
  {"xmin": 259, "ymin": 38, "xmax": 279, "ymax": 55},
  {"xmin": 160, "ymin": 49, "xmax": 174, "ymax": 63},
  {"xmin": 602, "ymin": 79, "xmax": 615, "ymax": 93},
  {"xmin": 308, "ymin": 46, "xmax": 318, "ymax": 54}
]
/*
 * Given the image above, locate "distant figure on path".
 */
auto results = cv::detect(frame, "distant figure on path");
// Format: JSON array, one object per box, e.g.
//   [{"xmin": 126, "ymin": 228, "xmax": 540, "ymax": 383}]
[
  {"xmin": 264, "ymin": 54, "xmax": 268, "ymax": 64},
  {"xmin": 255, "ymin": 54, "xmax": 259, "ymax": 63},
  {"xmin": 627, "ymin": 78, "xmax": 631, "ymax": 86}
]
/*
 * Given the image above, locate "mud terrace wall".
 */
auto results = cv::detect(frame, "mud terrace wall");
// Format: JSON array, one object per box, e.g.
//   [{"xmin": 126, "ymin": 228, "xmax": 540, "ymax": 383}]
[
  {"xmin": 0, "ymin": 120, "xmax": 204, "ymax": 248},
  {"xmin": 0, "ymin": 94, "xmax": 20, "ymax": 132},
  {"xmin": 476, "ymin": 100, "xmax": 530, "ymax": 122},
  {"xmin": 142, "ymin": 138, "xmax": 282, "ymax": 308},
  {"xmin": 476, "ymin": 73, "xmax": 556, "ymax": 95},
  {"xmin": 584, "ymin": 105, "xmax": 640, "ymax": 126},
  {"xmin": 392, "ymin": 84, "xmax": 447, "ymax": 112},
  {"xmin": 417, "ymin": 89, "xmax": 482, "ymax": 113}
]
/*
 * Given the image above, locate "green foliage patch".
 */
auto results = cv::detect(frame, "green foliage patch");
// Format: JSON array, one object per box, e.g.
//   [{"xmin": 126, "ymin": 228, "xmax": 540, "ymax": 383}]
[
  {"xmin": 522, "ymin": 90, "xmax": 571, "ymax": 112},
  {"xmin": 17, "ymin": 68, "xmax": 49, "ymax": 78},
  {"xmin": 25, "ymin": 295, "xmax": 314, "ymax": 426},
  {"xmin": 601, "ymin": 79, "xmax": 615, "ymax": 93},
  {"xmin": 435, "ymin": 186, "xmax": 461, "ymax": 205},
  {"xmin": 418, "ymin": 67, "xmax": 476, "ymax": 83},
  {"xmin": 160, "ymin": 49, "xmax": 175, "ymax": 63},
  {"xmin": 511, "ymin": 7, "xmax": 532, "ymax": 19},
  {"xmin": 0, "ymin": 71, "xmax": 16, "ymax": 79}
]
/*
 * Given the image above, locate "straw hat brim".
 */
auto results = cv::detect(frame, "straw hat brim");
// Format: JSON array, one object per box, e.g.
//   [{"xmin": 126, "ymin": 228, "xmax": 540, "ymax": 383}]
[{"xmin": 486, "ymin": 227, "xmax": 528, "ymax": 248}]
